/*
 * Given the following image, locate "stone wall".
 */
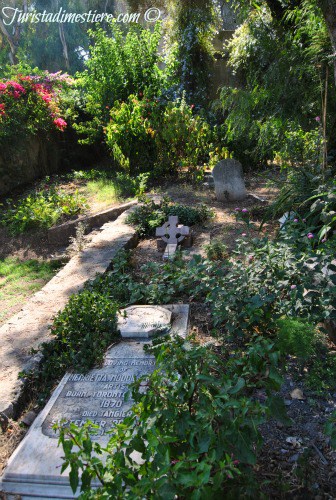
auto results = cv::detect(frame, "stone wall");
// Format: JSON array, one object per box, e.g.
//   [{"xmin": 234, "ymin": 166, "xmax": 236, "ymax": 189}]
[
  {"xmin": 0, "ymin": 134, "xmax": 61, "ymax": 196},
  {"xmin": 0, "ymin": 131, "xmax": 99, "ymax": 197}
]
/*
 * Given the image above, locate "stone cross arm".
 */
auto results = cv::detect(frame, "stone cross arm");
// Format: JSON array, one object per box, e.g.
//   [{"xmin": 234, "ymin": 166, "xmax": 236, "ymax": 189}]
[{"xmin": 155, "ymin": 215, "xmax": 190, "ymax": 244}]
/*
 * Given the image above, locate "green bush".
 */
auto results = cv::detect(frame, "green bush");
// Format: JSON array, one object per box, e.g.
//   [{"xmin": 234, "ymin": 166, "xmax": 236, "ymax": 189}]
[
  {"xmin": 75, "ymin": 22, "xmax": 164, "ymax": 145},
  {"xmin": 28, "ymin": 290, "xmax": 120, "ymax": 399},
  {"xmin": 205, "ymin": 239, "xmax": 228, "ymax": 261},
  {"xmin": 1, "ymin": 188, "xmax": 87, "ymax": 233},
  {"xmin": 275, "ymin": 317, "xmax": 317, "ymax": 361},
  {"xmin": 220, "ymin": 4, "xmax": 330, "ymax": 166},
  {"xmin": 104, "ymin": 93, "xmax": 212, "ymax": 176},
  {"xmin": 126, "ymin": 197, "xmax": 214, "ymax": 237}
]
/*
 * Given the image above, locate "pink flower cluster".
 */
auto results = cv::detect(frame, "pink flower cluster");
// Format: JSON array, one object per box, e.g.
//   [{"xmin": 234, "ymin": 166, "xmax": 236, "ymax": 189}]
[
  {"xmin": 53, "ymin": 118, "xmax": 67, "ymax": 131},
  {"xmin": 0, "ymin": 80, "xmax": 26, "ymax": 99},
  {"xmin": 0, "ymin": 73, "xmax": 68, "ymax": 132}
]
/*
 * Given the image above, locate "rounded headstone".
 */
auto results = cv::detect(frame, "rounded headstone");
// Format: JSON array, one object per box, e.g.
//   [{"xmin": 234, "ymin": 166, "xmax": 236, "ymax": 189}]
[
  {"xmin": 117, "ymin": 305, "xmax": 172, "ymax": 338},
  {"xmin": 212, "ymin": 159, "xmax": 247, "ymax": 202}
]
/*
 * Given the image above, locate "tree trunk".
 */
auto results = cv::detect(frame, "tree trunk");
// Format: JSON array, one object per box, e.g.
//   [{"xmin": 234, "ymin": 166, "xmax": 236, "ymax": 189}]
[
  {"xmin": 59, "ymin": 23, "xmax": 70, "ymax": 70},
  {"xmin": 0, "ymin": 19, "xmax": 18, "ymax": 64},
  {"xmin": 317, "ymin": 0, "xmax": 336, "ymax": 86}
]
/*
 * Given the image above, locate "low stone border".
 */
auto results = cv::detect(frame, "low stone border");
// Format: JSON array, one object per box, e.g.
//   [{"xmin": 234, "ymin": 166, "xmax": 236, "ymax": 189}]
[
  {"xmin": 0, "ymin": 206, "xmax": 138, "ymax": 418},
  {"xmin": 48, "ymin": 200, "xmax": 137, "ymax": 245}
]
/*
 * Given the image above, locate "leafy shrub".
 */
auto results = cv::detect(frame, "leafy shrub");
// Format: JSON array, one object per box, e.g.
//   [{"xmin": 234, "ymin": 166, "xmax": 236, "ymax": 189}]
[
  {"xmin": 75, "ymin": 23, "xmax": 164, "ymax": 145},
  {"xmin": 205, "ymin": 239, "xmax": 228, "ymax": 261},
  {"xmin": 275, "ymin": 317, "xmax": 317, "ymax": 361},
  {"xmin": 138, "ymin": 231, "xmax": 336, "ymax": 336},
  {"xmin": 27, "ymin": 290, "xmax": 119, "ymax": 399},
  {"xmin": 105, "ymin": 94, "xmax": 160, "ymax": 173},
  {"xmin": 58, "ymin": 335, "xmax": 285, "ymax": 498},
  {"xmin": 126, "ymin": 197, "xmax": 214, "ymax": 237},
  {"xmin": 266, "ymin": 170, "xmax": 336, "ymax": 245},
  {"xmin": 305, "ymin": 352, "xmax": 336, "ymax": 393},
  {"xmin": 220, "ymin": 4, "xmax": 329, "ymax": 166},
  {"xmin": 1, "ymin": 188, "xmax": 87, "ymax": 233},
  {"xmin": 155, "ymin": 96, "xmax": 211, "ymax": 173},
  {"xmin": 105, "ymin": 93, "xmax": 211, "ymax": 176}
]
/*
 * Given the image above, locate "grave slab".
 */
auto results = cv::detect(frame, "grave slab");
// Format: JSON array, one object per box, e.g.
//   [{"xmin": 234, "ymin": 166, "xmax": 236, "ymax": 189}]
[
  {"xmin": 0, "ymin": 305, "xmax": 189, "ymax": 499},
  {"xmin": 212, "ymin": 159, "xmax": 246, "ymax": 202},
  {"xmin": 118, "ymin": 305, "xmax": 172, "ymax": 338}
]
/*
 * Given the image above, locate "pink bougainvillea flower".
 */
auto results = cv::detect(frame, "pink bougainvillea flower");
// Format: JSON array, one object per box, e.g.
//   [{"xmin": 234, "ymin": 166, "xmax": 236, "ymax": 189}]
[
  {"xmin": 8, "ymin": 81, "xmax": 25, "ymax": 93},
  {"xmin": 0, "ymin": 103, "xmax": 5, "ymax": 116},
  {"xmin": 0, "ymin": 82, "xmax": 7, "ymax": 92},
  {"xmin": 41, "ymin": 93, "xmax": 52, "ymax": 103},
  {"xmin": 307, "ymin": 232, "xmax": 314, "ymax": 239},
  {"xmin": 53, "ymin": 117, "xmax": 67, "ymax": 131}
]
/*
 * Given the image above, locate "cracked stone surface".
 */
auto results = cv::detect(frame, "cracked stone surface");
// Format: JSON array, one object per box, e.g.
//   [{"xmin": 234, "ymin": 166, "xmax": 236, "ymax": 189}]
[{"xmin": 0, "ymin": 207, "xmax": 138, "ymax": 417}]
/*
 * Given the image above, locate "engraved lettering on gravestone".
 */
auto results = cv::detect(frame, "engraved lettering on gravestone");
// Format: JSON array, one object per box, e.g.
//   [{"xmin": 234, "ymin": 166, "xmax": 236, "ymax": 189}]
[{"xmin": 42, "ymin": 356, "xmax": 155, "ymax": 439}]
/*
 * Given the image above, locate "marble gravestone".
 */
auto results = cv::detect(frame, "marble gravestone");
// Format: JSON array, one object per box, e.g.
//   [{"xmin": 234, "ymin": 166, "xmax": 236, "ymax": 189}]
[
  {"xmin": 212, "ymin": 159, "xmax": 247, "ymax": 202},
  {"xmin": 1, "ymin": 304, "xmax": 189, "ymax": 499},
  {"xmin": 155, "ymin": 216, "xmax": 191, "ymax": 260},
  {"xmin": 118, "ymin": 305, "xmax": 172, "ymax": 338}
]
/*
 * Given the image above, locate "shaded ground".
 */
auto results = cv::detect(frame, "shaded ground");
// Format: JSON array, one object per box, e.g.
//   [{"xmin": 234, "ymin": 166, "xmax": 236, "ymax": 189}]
[
  {"xmin": 129, "ymin": 178, "xmax": 336, "ymax": 498},
  {"xmin": 6, "ymin": 170, "xmax": 334, "ymax": 497},
  {"xmin": 257, "ymin": 376, "xmax": 336, "ymax": 498}
]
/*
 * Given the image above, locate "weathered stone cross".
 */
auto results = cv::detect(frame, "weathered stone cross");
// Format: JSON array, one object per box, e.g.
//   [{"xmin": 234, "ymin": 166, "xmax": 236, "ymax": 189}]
[{"xmin": 155, "ymin": 215, "xmax": 190, "ymax": 260}]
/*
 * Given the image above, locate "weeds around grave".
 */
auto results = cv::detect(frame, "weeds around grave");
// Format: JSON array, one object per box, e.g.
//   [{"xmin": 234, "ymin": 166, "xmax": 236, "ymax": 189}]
[
  {"xmin": 57, "ymin": 335, "xmax": 287, "ymax": 498},
  {"xmin": 126, "ymin": 197, "xmax": 214, "ymax": 238}
]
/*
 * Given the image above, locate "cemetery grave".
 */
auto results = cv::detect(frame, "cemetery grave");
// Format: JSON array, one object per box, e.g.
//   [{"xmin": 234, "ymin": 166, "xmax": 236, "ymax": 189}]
[
  {"xmin": 0, "ymin": 175, "xmax": 335, "ymax": 498},
  {"xmin": 0, "ymin": 304, "xmax": 189, "ymax": 498},
  {"xmin": 155, "ymin": 215, "xmax": 192, "ymax": 260}
]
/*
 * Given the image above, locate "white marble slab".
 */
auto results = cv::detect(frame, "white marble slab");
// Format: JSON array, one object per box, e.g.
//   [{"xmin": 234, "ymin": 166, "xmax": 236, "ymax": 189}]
[{"xmin": 0, "ymin": 305, "xmax": 189, "ymax": 499}]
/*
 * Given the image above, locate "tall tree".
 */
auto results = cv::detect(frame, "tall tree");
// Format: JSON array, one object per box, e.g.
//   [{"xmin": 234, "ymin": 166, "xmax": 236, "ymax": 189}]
[
  {"xmin": 165, "ymin": 0, "xmax": 221, "ymax": 105},
  {"xmin": 317, "ymin": 0, "xmax": 336, "ymax": 84}
]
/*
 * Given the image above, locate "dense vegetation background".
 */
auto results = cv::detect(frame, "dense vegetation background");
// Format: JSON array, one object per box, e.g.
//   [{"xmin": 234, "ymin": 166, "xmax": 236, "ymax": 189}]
[{"xmin": 1, "ymin": 0, "xmax": 336, "ymax": 497}]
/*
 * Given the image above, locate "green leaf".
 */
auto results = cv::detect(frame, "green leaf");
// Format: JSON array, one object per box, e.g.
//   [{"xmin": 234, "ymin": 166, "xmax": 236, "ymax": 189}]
[
  {"xmin": 228, "ymin": 377, "xmax": 245, "ymax": 394},
  {"xmin": 69, "ymin": 466, "xmax": 79, "ymax": 493}
]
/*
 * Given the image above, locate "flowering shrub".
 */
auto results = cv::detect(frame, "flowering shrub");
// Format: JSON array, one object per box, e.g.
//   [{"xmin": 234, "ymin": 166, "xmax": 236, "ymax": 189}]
[
  {"xmin": 105, "ymin": 94, "xmax": 211, "ymax": 176},
  {"xmin": 0, "ymin": 71, "xmax": 73, "ymax": 145}
]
